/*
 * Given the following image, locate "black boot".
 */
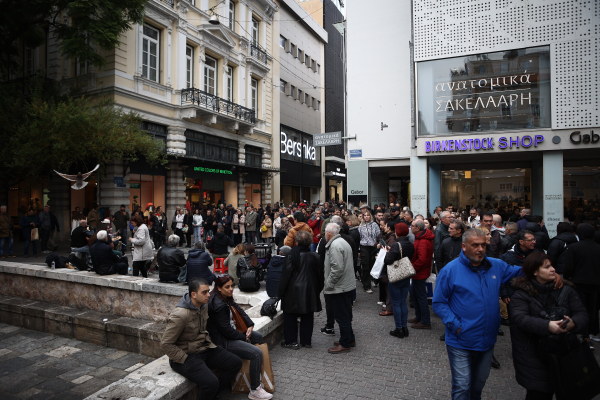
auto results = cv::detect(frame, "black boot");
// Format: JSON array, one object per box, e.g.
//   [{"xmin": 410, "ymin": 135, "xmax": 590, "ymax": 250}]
[
  {"xmin": 439, "ymin": 334, "xmax": 445, "ymax": 341},
  {"xmin": 491, "ymin": 355, "xmax": 500, "ymax": 369},
  {"xmin": 389, "ymin": 328, "xmax": 404, "ymax": 338},
  {"xmin": 402, "ymin": 327, "xmax": 409, "ymax": 337}
]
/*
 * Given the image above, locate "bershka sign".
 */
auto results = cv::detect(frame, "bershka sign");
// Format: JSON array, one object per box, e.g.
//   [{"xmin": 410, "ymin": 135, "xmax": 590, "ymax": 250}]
[
  {"xmin": 424, "ymin": 135, "xmax": 544, "ymax": 153},
  {"xmin": 280, "ymin": 132, "xmax": 316, "ymax": 161}
]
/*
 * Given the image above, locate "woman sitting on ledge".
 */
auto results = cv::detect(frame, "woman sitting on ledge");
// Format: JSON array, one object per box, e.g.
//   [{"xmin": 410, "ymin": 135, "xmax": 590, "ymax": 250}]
[{"xmin": 207, "ymin": 275, "xmax": 273, "ymax": 400}]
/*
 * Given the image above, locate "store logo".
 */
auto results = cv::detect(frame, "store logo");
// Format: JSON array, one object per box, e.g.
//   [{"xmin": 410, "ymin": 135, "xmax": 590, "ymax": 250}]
[
  {"xmin": 350, "ymin": 190, "xmax": 364, "ymax": 194},
  {"xmin": 280, "ymin": 132, "xmax": 316, "ymax": 161},
  {"xmin": 570, "ymin": 131, "xmax": 599, "ymax": 144}
]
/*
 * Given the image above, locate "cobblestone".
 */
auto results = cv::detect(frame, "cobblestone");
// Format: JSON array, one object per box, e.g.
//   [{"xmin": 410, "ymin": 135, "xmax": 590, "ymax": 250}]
[{"xmin": 0, "ymin": 323, "xmax": 154, "ymax": 400}]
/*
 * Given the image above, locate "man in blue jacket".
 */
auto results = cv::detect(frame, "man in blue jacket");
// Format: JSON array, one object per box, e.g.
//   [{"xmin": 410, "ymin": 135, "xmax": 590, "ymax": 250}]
[{"xmin": 433, "ymin": 228, "xmax": 523, "ymax": 400}]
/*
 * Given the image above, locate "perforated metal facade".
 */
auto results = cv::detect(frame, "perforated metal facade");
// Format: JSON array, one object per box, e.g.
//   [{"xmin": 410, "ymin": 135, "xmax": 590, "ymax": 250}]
[{"xmin": 414, "ymin": 0, "xmax": 600, "ymax": 130}]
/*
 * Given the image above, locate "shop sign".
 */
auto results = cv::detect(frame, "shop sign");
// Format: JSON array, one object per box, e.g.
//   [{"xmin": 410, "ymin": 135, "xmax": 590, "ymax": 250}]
[
  {"xmin": 130, "ymin": 183, "xmax": 141, "ymax": 189},
  {"xmin": 425, "ymin": 135, "xmax": 544, "ymax": 153},
  {"xmin": 113, "ymin": 177, "xmax": 126, "ymax": 188},
  {"xmin": 314, "ymin": 132, "xmax": 342, "ymax": 147},
  {"xmin": 193, "ymin": 166, "xmax": 233, "ymax": 175},
  {"xmin": 324, "ymin": 171, "xmax": 346, "ymax": 178},
  {"xmin": 253, "ymin": 189, "xmax": 260, "ymax": 193},
  {"xmin": 280, "ymin": 132, "xmax": 316, "ymax": 161},
  {"xmin": 570, "ymin": 130, "xmax": 599, "ymax": 144},
  {"xmin": 349, "ymin": 149, "xmax": 362, "ymax": 158}
]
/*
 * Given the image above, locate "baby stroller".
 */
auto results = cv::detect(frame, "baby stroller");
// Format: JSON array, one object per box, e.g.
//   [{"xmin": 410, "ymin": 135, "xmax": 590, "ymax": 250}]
[{"xmin": 253, "ymin": 243, "xmax": 272, "ymax": 280}]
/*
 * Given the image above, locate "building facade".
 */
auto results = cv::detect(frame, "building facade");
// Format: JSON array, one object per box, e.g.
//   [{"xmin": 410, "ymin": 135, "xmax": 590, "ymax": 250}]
[
  {"xmin": 277, "ymin": 0, "xmax": 327, "ymax": 205},
  {"xmin": 348, "ymin": 0, "xmax": 600, "ymax": 237},
  {"xmin": 9, "ymin": 0, "xmax": 282, "ymax": 235}
]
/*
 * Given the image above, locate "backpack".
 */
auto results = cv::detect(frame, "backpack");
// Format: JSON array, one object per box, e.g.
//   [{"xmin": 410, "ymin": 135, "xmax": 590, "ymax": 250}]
[
  {"xmin": 265, "ymin": 257, "xmax": 284, "ymax": 298},
  {"xmin": 45, "ymin": 252, "xmax": 67, "ymax": 269},
  {"xmin": 238, "ymin": 258, "xmax": 260, "ymax": 292}
]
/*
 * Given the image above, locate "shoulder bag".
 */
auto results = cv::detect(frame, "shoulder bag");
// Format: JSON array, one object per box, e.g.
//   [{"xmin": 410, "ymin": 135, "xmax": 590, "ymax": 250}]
[
  {"xmin": 230, "ymin": 301, "xmax": 248, "ymax": 334},
  {"xmin": 387, "ymin": 243, "xmax": 416, "ymax": 283}
]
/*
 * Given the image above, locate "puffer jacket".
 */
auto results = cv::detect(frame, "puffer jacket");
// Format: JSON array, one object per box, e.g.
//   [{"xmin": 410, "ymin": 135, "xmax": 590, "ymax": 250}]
[
  {"xmin": 433, "ymin": 251, "xmax": 523, "ymax": 351},
  {"xmin": 436, "ymin": 235, "xmax": 463, "ymax": 270},
  {"xmin": 525, "ymin": 222, "xmax": 550, "ymax": 251},
  {"xmin": 206, "ymin": 292, "xmax": 254, "ymax": 349},
  {"xmin": 157, "ymin": 244, "xmax": 187, "ymax": 277},
  {"xmin": 131, "ymin": 224, "xmax": 153, "ymax": 261},
  {"xmin": 277, "ymin": 245, "xmax": 323, "ymax": 314},
  {"xmin": 323, "ymin": 234, "xmax": 356, "ymax": 294},
  {"xmin": 283, "ymin": 222, "xmax": 313, "ymax": 248},
  {"xmin": 508, "ymin": 278, "xmax": 588, "ymax": 394},
  {"xmin": 411, "ymin": 229, "xmax": 435, "ymax": 280},
  {"xmin": 500, "ymin": 232, "xmax": 518, "ymax": 255},
  {"xmin": 186, "ymin": 248, "xmax": 215, "ymax": 284},
  {"xmin": 560, "ymin": 223, "xmax": 600, "ymax": 286},
  {"xmin": 547, "ymin": 232, "xmax": 578, "ymax": 265},
  {"xmin": 160, "ymin": 294, "xmax": 216, "ymax": 364}
]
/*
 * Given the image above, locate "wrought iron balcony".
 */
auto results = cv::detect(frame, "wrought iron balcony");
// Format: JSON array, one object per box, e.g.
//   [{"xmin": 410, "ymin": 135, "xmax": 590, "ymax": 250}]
[
  {"xmin": 250, "ymin": 44, "xmax": 268, "ymax": 64},
  {"xmin": 155, "ymin": 0, "xmax": 174, "ymax": 8},
  {"xmin": 181, "ymin": 88, "xmax": 255, "ymax": 124}
]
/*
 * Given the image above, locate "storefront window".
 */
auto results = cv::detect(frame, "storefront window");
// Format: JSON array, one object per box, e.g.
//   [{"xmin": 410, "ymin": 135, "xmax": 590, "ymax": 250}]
[
  {"xmin": 128, "ymin": 174, "xmax": 165, "ymax": 214},
  {"xmin": 185, "ymin": 129, "xmax": 238, "ymax": 163},
  {"xmin": 441, "ymin": 168, "xmax": 531, "ymax": 215},
  {"xmin": 563, "ymin": 166, "xmax": 600, "ymax": 225},
  {"xmin": 418, "ymin": 46, "xmax": 551, "ymax": 135},
  {"xmin": 245, "ymin": 145, "xmax": 262, "ymax": 167}
]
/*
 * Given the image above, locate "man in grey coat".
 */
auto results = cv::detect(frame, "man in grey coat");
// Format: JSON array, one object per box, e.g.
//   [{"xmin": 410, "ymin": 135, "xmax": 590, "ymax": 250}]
[
  {"xmin": 323, "ymin": 223, "xmax": 356, "ymax": 354},
  {"xmin": 245, "ymin": 207, "xmax": 257, "ymax": 244}
]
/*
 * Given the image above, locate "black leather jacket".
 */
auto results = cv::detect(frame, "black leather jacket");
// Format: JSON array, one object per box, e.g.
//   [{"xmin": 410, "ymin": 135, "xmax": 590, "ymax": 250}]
[{"xmin": 157, "ymin": 244, "xmax": 186, "ymax": 276}]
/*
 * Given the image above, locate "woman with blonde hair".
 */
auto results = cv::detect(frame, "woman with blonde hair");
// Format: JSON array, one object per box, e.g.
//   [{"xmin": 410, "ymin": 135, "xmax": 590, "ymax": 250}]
[
  {"xmin": 224, "ymin": 243, "xmax": 246, "ymax": 285},
  {"xmin": 358, "ymin": 209, "xmax": 381, "ymax": 294},
  {"xmin": 476, "ymin": 226, "xmax": 494, "ymax": 258}
]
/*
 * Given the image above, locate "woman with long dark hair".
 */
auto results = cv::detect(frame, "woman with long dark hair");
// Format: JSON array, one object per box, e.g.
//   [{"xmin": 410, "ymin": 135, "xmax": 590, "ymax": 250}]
[
  {"xmin": 509, "ymin": 252, "xmax": 588, "ymax": 400},
  {"xmin": 207, "ymin": 275, "xmax": 273, "ymax": 400},
  {"xmin": 236, "ymin": 243, "xmax": 258, "ymax": 277}
]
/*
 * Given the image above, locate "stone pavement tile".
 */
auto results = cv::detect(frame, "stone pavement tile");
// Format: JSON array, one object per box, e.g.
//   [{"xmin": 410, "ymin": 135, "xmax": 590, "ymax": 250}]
[
  {"xmin": 75, "ymin": 342, "xmax": 104, "ymax": 352},
  {"xmin": 45, "ymin": 346, "xmax": 81, "ymax": 358},
  {"xmin": 57, "ymin": 365, "xmax": 96, "ymax": 382},
  {"xmin": 105, "ymin": 353, "xmax": 148, "ymax": 370},
  {"xmin": 0, "ymin": 325, "xmax": 20, "ymax": 334},
  {"xmin": 92, "ymin": 347, "xmax": 123, "ymax": 359},
  {"xmin": 0, "ymin": 348, "xmax": 11, "ymax": 356},
  {"xmin": 0, "ymin": 349, "xmax": 21, "ymax": 362},
  {"xmin": 33, "ymin": 378, "xmax": 75, "ymax": 394},
  {"xmin": 0, "ymin": 335, "xmax": 33, "ymax": 347},
  {"xmin": 47, "ymin": 390, "xmax": 87, "ymax": 400},
  {"xmin": 0, "ymin": 371, "xmax": 47, "ymax": 393},
  {"xmin": 88, "ymin": 366, "xmax": 129, "ymax": 381},
  {"xmin": 19, "ymin": 330, "xmax": 50, "ymax": 340},
  {"xmin": 0, "ymin": 356, "xmax": 34, "ymax": 377},
  {"xmin": 69, "ymin": 351, "xmax": 112, "ymax": 368},
  {"xmin": 7, "ymin": 340, "xmax": 43, "ymax": 354},
  {"xmin": 105, "ymin": 350, "xmax": 130, "ymax": 360},
  {"xmin": 27, "ymin": 390, "xmax": 56, "ymax": 400},
  {"xmin": 124, "ymin": 362, "xmax": 145, "ymax": 372},
  {"xmin": 15, "ymin": 387, "xmax": 43, "ymax": 399},
  {"xmin": 71, "ymin": 374, "xmax": 94, "ymax": 384},
  {"xmin": 68, "ymin": 377, "xmax": 111, "ymax": 397},
  {"xmin": 2, "ymin": 393, "xmax": 21, "ymax": 400}
]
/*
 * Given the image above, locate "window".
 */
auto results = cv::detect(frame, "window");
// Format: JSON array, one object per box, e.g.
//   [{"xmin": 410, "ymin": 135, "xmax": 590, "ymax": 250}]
[
  {"xmin": 298, "ymin": 48, "xmax": 302, "ymax": 61},
  {"xmin": 290, "ymin": 85, "xmax": 296, "ymax": 98},
  {"xmin": 291, "ymin": 43, "xmax": 296, "ymax": 58},
  {"xmin": 186, "ymin": 46, "xmax": 193, "ymax": 88},
  {"xmin": 185, "ymin": 130, "xmax": 238, "ymax": 163},
  {"xmin": 305, "ymin": 93, "xmax": 310, "ymax": 105},
  {"xmin": 279, "ymin": 79, "xmax": 286, "ymax": 93},
  {"xmin": 499, "ymin": 183, "xmax": 513, "ymax": 190},
  {"xmin": 280, "ymin": 35, "xmax": 286, "ymax": 49},
  {"xmin": 317, "ymin": 63, "xmax": 320, "ymax": 74},
  {"xmin": 142, "ymin": 24, "xmax": 160, "ymax": 82},
  {"xmin": 251, "ymin": 18, "xmax": 259, "ymax": 45},
  {"xmin": 76, "ymin": 58, "xmax": 88, "ymax": 76},
  {"xmin": 298, "ymin": 89, "xmax": 303, "ymax": 102},
  {"xmin": 203, "ymin": 55, "xmax": 217, "ymax": 95},
  {"xmin": 311, "ymin": 60, "xmax": 315, "ymax": 71},
  {"xmin": 251, "ymin": 78, "xmax": 258, "ymax": 111},
  {"xmin": 304, "ymin": 54, "xmax": 309, "ymax": 65},
  {"xmin": 225, "ymin": 65, "xmax": 233, "ymax": 101},
  {"xmin": 245, "ymin": 145, "xmax": 262, "ymax": 167},
  {"xmin": 228, "ymin": 1, "xmax": 235, "ymax": 31},
  {"xmin": 317, "ymin": 100, "xmax": 321, "ymax": 111}
]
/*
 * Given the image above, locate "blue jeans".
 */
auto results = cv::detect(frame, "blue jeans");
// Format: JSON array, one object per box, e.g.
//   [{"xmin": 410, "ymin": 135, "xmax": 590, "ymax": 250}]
[
  {"xmin": 0, "ymin": 236, "xmax": 13, "ymax": 256},
  {"xmin": 23, "ymin": 239, "xmax": 38, "ymax": 256},
  {"xmin": 226, "ymin": 331, "xmax": 264, "ymax": 389},
  {"xmin": 193, "ymin": 226, "xmax": 201, "ymax": 244},
  {"xmin": 446, "ymin": 344, "xmax": 494, "ymax": 400},
  {"xmin": 410, "ymin": 278, "xmax": 431, "ymax": 325},
  {"xmin": 388, "ymin": 278, "xmax": 410, "ymax": 329},
  {"xmin": 310, "ymin": 242, "xmax": 318, "ymax": 252}
]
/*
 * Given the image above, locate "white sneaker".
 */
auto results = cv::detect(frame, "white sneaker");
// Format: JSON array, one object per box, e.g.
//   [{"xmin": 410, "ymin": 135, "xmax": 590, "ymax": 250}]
[
  {"xmin": 590, "ymin": 334, "xmax": 600, "ymax": 342},
  {"xmin": 248, "ymin": 384, "xmax": 273, "ymax": 400},
  {"xmin": 377, "ymin": 301, "xmax": 384, "ymax": 305}
]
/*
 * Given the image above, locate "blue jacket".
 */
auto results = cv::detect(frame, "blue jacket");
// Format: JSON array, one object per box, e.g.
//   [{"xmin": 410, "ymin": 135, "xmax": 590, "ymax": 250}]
[
  {"xmin": 432, "ymin": 251, "xmax": 522, "ymax": 352},
  {"xmin": 186, "ymin": 248, "xmax": 216, "ymax": 285}
]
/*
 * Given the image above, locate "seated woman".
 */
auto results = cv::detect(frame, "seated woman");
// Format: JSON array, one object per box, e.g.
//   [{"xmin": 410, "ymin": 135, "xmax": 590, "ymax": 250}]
[
  {"xmin": 224, "ymin": 243, "xmax": 246, "ymax": 285},
  {"xmin": 207, "ymin": 276, "xmax": 273, "ymax": 400},
  {"xmin": 157, "ymin": 234, "xmax": 187, "ymax": 283},
  {"xmin": 509, "ymin": 252, "xmax": 588, "ymax": 400}
]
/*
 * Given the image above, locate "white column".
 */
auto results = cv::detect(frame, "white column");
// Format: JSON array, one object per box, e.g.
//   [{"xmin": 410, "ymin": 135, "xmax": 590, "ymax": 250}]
[
  {"xmin": 261, "ymin": 79, "xmax": 266, "ymax": 120},
  {"xmin": 200, "ymin": 0, "xmax": 209, "ymax": 14},
  {"xmin": 167, "ymin": 125, "xmax": 186, "ymax": 156},
  {"xmin": 167, "ymin": 160, "xmax": 186, "ymax": 223},
  {"xmin": 198, "ymin": 46, "xmax": 206, "ymax": 91},
  {"xmin": 136, "ymin": 23, "xmax": 144, "ymax": 76},
  {"xmin": 410, "ymin": 154, "xmax": 428, "ymax": 217},
  {"xmin": 238, "ymin": 2, "xmax": 247, "ymax": 39},
  {"xmin": 238, "ymin": 142, "xmax": 246, "ymax": 207},
  {"xmin": 166, "ymin": 23, "xmax": 173, "ymax": 86},
  {"xmin": 177, "ymin": 28, "xmax": 187, "ymax": 90},
  {"xmin": 543, "ymin": 151, "xmax": 563, "ymax": 238}
]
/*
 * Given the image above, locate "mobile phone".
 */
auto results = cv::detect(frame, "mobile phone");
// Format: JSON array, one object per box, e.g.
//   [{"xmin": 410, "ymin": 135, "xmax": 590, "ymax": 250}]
[
  {"xmin": 379, "ymin": 239, "xmax": 387, "ymax": 248},
  {"xmin": 560, "ymin": 318, "xmax": 570, "ymax": 329}
]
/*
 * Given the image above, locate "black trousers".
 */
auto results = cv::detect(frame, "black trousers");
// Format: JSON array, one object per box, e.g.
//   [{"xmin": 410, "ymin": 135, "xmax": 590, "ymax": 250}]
[
  {"xmin": 574, "ymin": 283, "xmax": 600, "ymax": 337},
  {"xmin": 325, "ymin": 294, "xmax": 335, "ymax": 329},
  {"xmin": 283, "ymin": 311, "xmax": 314, "ymax": 345},
  {"xmin": 360, "ymin": 246, "xmax": 376, "ymax": 290},
  {"xmin": 327, "ymin": 291, "xmax": 355, "ymax": 348},
  {"xmin": 133, "ymin": 260, "xmax": 149, "ymax": 278},
  {"xmin": 169, "ymin": 348, "xmax": 242, "ymax": 400},
  {"xmin": 525, "ymin": 390, "xmax": 554, "ymax": 400}
]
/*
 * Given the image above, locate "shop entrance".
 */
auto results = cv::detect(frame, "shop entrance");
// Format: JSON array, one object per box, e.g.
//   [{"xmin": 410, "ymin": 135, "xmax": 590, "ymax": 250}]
[{"xmin": 185, "ymin": 178, "xmax": 224, "ymax": 210}]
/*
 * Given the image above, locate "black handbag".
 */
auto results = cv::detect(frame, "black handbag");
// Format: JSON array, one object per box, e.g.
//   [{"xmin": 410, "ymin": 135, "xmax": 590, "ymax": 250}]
[
  {"xmin": 238, "ymin": 258, "xmax": 260, "ymax": 292},
  {"xmin": 260, "ymin": 298, "xmax": 279, "ymax": 320},
  {"xmin": 233, "ymin": 224, "xmax": 239, "ymax": 230}
]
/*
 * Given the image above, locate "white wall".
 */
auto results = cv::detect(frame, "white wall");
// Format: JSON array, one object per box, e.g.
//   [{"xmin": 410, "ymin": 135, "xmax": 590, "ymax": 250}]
[{"xmin": 346, "ymin": 0, "xmax": 413, "ymax": 160}]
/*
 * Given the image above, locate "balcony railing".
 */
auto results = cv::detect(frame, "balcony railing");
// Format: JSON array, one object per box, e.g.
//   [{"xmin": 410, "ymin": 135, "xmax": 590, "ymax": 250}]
[
  {"xmin": 181, "ymin": 88, "xmax": 255, "ymax": 124},
  {"xmin": 156, "ymin": 0, "xmax": 174, "ymax": 8},
  {"xmin": 250, "ymin": 44, "xmax": 268, "ymax": 64}
]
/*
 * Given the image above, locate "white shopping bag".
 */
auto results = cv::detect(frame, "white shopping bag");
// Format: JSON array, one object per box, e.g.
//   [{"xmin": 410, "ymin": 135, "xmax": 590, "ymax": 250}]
[
  {"xmin": 425, "ymin": 273, "xmax": 437, "ymax": 300},
  {"xmin": 370, "ymin": 249, "xmax": 387, "ymax": 279}
]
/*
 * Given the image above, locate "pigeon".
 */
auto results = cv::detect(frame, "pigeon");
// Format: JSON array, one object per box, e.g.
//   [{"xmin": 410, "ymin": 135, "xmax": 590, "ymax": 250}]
[{"xmin": 54, "ymin": 164, "xmax": 100, "ymax": 190}]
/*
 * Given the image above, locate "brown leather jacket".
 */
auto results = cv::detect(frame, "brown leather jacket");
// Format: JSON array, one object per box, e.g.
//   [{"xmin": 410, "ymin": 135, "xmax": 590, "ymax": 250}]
[
  {"xmin": 160, "ymin": 294, "xmax": 216, "ymax": 364},
  {"xmin": 0, "ymin": 214, "xmax": 12, "ymax": 238}
]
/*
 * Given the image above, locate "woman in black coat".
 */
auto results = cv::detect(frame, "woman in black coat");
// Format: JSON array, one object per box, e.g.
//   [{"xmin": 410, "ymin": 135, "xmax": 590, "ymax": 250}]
[
  {"xmin": 207, "ymin": 276, "xmax": 271, "ymax": 398},
  {"xmin": 277, "ymin": 230, "xmax": 323, "ymax": 349},
  {"xmin": 383, "ymin": 223, "xmax": 415, "ymax": 339},
  {"xmin": 508, "ymin": 252, "xmax": 588, "ymax": 400}
]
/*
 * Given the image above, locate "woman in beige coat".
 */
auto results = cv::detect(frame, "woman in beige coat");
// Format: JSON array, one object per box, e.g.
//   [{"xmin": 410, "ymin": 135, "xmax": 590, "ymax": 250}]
[{"xmin": 261, "ymin": 215, "xmax": 272, "ymax": 243}]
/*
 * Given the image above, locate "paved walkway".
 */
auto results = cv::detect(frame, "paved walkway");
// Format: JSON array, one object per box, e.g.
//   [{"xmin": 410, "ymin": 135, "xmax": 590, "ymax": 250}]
[
  {"xmin": 0, "ymin": 324, "xmax": 154, "ymax": 400},
  {"xmin": 223, "ymin": 286, "xmax": 524, "ymax": 400}
]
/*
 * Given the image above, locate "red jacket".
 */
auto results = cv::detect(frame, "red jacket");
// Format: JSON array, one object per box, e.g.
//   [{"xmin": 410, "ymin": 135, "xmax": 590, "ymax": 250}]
[
  {"xmin": 411, "ymin": 229, "xmax": 434, "ymax": 280},
  {"xmin": 307, "ymin": 217, "xmax": 324, "ymax": 244}
]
